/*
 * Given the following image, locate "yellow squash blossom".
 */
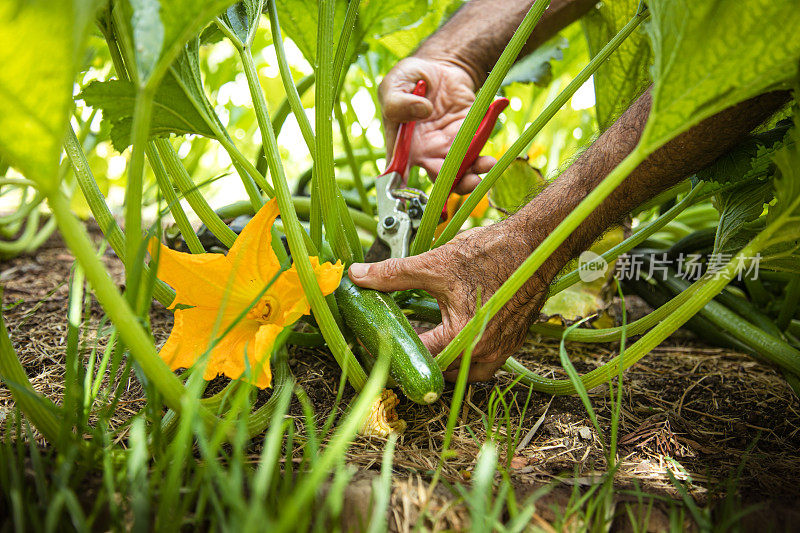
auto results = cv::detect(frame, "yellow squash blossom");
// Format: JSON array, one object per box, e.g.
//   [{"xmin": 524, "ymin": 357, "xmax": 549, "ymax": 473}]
[{"xmin": 151, "ymin": 199, "xmax": 343, "ymax": 388}]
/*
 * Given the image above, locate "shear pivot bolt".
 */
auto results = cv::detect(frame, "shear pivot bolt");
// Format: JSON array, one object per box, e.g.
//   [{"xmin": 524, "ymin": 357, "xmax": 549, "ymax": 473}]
[{"xmin": 382, "ymin": 216, "xmax": 398, "ymax": 232}]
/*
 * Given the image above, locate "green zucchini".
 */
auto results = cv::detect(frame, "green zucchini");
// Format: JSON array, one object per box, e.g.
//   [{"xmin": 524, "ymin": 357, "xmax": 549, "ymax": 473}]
[{"xmin": 335, "ymin": 277, "xmax": 444, "ymax": 404}]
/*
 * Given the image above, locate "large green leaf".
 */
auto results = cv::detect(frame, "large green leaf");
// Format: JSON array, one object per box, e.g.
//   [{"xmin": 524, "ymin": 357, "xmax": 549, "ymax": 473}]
[
  {"xmin": 761, "ymin": 115, "xmax": 800, "ymax": 271},
  {"xmin": 641, "ymin": 0, "xmax": 800, "ymax": 151},
  {"xmin": 713, "ymin": 181, "xmax": 772, "ymax": 256},
  {"xmin": 273, "ymin": 0, "xmax": 345, "ymax": 63},
  {"xmin": 118, "ymin": 0, "xmax": 238, "ymax": 84},
  {"xmin": 357, "ymin": 0, "xmax": 428, "ymax": 41},
  {"xmin": 502, "ymin": 36, "xmax": 568, "ymax": 88},
  {"xmin": 79, "ymin": 74, "xmax": 216, "ymax": 151},
  {"xmin": 274, "ymin": 0, "xmax": 427, "ymax": 64},
  {"xmin": 696, "ymin": 124, "xmax": 790, "ymax": 186},
  {"xmin": 0, "ymin": 0, "xmax": 98, "ymax": 191},
  {"xmin": 378, "ymin": 0, "xmax": 463, "ymax": 58},
  {"xmin": 489, "ymin": 158, "xmax": 545, "ymax": 214},
  {"xmin": 701, "ymin": 124, "xmax": 791, "ymax": 256},
  {"xmin": 583, "ymin": 0, "xmax": 651, "ymax": 130}
]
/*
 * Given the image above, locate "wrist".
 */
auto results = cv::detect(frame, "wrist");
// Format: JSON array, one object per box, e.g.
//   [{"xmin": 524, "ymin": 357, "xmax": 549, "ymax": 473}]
[
  {"xmin": 414, "ymin": 45, "xmax": 484, "ymax": 89},
  {"xmin": 503, "ymin": 196, "xmax": 575, "ymax": 284}
]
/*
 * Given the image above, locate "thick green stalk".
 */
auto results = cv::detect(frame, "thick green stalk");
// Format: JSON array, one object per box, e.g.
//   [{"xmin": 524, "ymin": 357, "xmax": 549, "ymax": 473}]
[
  {"xmin": 335, "ymin": 102, "xmax": 372, "ymax": 215},
  {"xmin": 778, "ymin": 276, "xmax": 800, "ymax": 331},
  {"xmin": 46, "ymin": 193, "xmax": 215, "ymax": 422},
  {"xmin": 434, "ymin": 7, "xmax": 649, "ymax": 247},
  {"xmin": 145, "ymin": 144, "xmax": 204, "ymax": 254},
  {"xmin": 153, "ymin": 138, "xmax": 238, "ymax": 248},
  {"xmin": 331, "ymin": 0, "xmax": 361, "ymax": 103},
  {"xmin": 436, "ymin": 147, "xmax": 649, "ymax": 370},
  {"xmin": 238, "ymin": 44, "xmax": 368, "ymax": 389},
  {"xmin": 412, "ymin": 0, "xmax": 551, "ymax": 254},
  {"xmin": 124, "ymin": 87, "xmax": 155, "ymax": 304},
  {"xmin": 310, "ymin": 171, "xmax": 322, "ymax": 249},
  {"xmin": 292, "ymin": 196, "xmax": 375, "ymax": 234},
  {"xmin": 267, "ymin": 1, "xmax": 316, "ymax": 159},
  {"xmin": 64, "ymin": 127, "xmax": 176, "ymax": 307},
  {"xmin": 312, "ymin": 0, "xmax": 357, "ymax": 263},
  {"xmin": 0, "ymin": 291, "xmax": 61, "ymax": 443}
]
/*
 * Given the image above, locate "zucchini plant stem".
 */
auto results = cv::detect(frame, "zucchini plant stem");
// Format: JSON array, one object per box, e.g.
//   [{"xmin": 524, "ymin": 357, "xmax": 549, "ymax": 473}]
[
  {"xmin": 267, "ymin": 0, "xmax": 316, "ymax": 159},
  {"xmin": 153, "ymin": 139, "xmax": 237, "ymax": 248},
  {"xmin": 313, "ymin": 0, "xmax": 360, "ymax": 263},
  {"xmin": 310, "ymin": 175, "xmax": 323, "ymax": 249},
  {"xmin": 412, "ymin": 0, "xmax": 552, "ymax": 254},
  {"xmin": 238, "ymin": 30, "xmax": 368, "ymax": 390},
  {"xmin": 778, "ymin": 276, "xmax": 800, "ymax": 331},
  {"xmin": 145, "ymin": 145, "xmax": 205, "ymax": 254},
  {"xmin": 434, "ymin": 6, "xmax": 649, "ymax": 247},
  {"xmin": 125, "ymin": 86, "xmax": 155, "ymax": 306},
  {"xmin": 335, "ymin": 102, "xmax": 373, "ymax": 216},
  {"xmin": 331, "ymin": 0, "xmax": 362, "ymax": 104}
]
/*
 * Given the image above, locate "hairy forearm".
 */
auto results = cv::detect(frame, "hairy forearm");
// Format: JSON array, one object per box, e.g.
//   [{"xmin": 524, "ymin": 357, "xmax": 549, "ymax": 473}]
[
  {"xmin": 416, "ymin": 0, "xmax": 595, "ymax": 86},
  {"xmin": 510, "ymin": 89, "xmax": 791, "ymax": 280}
]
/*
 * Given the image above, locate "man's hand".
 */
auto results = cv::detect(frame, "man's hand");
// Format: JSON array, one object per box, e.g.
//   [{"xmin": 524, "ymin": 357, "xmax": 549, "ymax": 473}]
[
  {"xmin": 379, "ymin": 57, "xmax": 495, "ymax": 193},
  {"xmin": 356, "ymin": 89, "xmax": 787, "ymax": 382},
  {"xmin": 378, "ymin": 0, "xmax": 598, "ymax": 191},
  {"xmin": 349, "ymin": 218, "xmax": 560, "ymax": 381}
]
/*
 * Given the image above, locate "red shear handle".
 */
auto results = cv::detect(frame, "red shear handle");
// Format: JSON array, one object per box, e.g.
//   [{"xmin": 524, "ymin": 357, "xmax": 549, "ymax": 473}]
[
  {"xmin": 454, "ymin": 98, "xmax": 509, "ymax": 183},
  {"xmin": 442, "ymin": 97, "xmax": 509, "ymax": 217},
  {"xmin": 382, "ymin": 80, "xmax": 427, "ymax": 176}
]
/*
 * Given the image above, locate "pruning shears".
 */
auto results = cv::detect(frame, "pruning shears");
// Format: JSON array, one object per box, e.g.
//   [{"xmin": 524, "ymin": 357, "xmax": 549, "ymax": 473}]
[{"xmin": 371, "ymin": 80, "xmax": 509, "ymax": 260}]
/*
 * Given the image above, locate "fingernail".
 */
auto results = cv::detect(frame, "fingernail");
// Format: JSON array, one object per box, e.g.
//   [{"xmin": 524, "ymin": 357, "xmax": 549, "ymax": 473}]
[{"xmin": 349, "ymin": 263, "xmax": 369, "ymax": 279}]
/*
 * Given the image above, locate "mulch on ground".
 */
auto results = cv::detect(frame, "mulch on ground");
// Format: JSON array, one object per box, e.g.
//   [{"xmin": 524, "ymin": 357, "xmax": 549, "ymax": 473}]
[{"xmin": 3, "ymin": 230, "xmax": 800, "ymax": 530}]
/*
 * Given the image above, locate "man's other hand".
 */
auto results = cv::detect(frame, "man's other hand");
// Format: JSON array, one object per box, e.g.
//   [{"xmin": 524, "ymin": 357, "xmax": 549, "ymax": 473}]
[
  {"xmin": 348, "ymin": 221, "xmax": 553, "ymax": 382},
  {"xmin": 378, "ymin": 57, "xmax": 496, "ymax": 193}
]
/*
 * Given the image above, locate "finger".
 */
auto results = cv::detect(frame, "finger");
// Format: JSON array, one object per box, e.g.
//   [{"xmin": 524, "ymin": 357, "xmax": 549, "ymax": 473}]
[
  {"xmin": 453, "ymin": 173, "xmax": 481, "ymax": 195},
  {"xmin": 382, "ymin": 93, "xmax": 433, "ymax": 128},
  {"xmin": 384, "ymin": 126, "xmax": 399, "ymax": 162},
  {"xmin": 418, "ymin": 324, "xmax": 451, "ymax": 356},
  {"xmin": 452, "ymin": 156, "xmax": 495, "ymax": 194},
  {"xmin": 421, "ymin": 158, "xmax": 443, "ymax": 184},
  {"xmin": 472, "ymin": 155, "xmax": 497, "ymax": 174},
  {"xmin": 348, "ymin": 256, "xmax": 434, "ymax": 292}
]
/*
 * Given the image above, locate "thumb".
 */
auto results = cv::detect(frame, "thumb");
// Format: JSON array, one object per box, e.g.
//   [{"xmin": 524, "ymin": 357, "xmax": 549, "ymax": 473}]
[
  {"xmin": 382, "ymin": 92, "xmax": 432, "ymax": 125},
  {"xmin": 348, "ymin": 257, "xmax": 429, "ymax": 292}
]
